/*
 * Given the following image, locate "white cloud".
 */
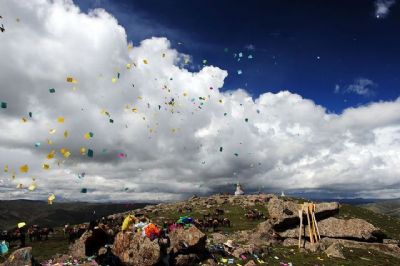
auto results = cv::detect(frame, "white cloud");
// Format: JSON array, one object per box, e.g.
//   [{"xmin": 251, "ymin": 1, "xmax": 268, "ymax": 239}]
[
  {"xmin": 1, "ymin": 0, "xmax": 400, "ymax": 202},
  {"xmin": 375, "ymin": 0, "xmax": 396, "ymax": 19},
  {"xmin": 334, "ymin": 78, "xmax": 376, "ymax": 97}
]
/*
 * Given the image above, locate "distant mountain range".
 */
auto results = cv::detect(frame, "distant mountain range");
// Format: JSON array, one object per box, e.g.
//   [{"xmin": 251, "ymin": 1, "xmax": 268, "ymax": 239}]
[
  {"xmin": 312, "ymin": 198, "xmax": 385, "ymax": 205},
  {"xmin": 360, "ymin": 198, "xmax": 400, "ymax": 218},
  {"xmin": 0, "ymin": 200, "xmax": 148, "ymax": 229}
]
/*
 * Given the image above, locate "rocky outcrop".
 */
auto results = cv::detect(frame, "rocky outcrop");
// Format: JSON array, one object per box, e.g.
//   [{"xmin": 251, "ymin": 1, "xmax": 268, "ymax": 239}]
[
  {"xmin": 174, "ymin": 254, "xmax": 198, "ymax": 266},
  {"xmin": 244, "ymin": 260, "xmax": 257, "ymax": 266},
  {"xmin": 1, "ymin": 247, "xmax": 32, "ymax": 266},
  {"xmin": 210, "ymin": 233, "xmax": 227, "ymax": 244},
  {"xmin": 324, "ymin": 243, "xmax": 345, "ymax": 259},
  {"xmin": 248, "ymin": 220, "xmax": 280, "ymax": 246},
  {"xmin": 168, "ymin": 226, "xmax": 206, "ymax": 255},
  {"xmin": 284, "ymin": 237, "xmax": 400, "ymax": 259},
  {"xmin": 321, "ymin": 238, "xmax": 400, "ymax": 259},
  {"xmin": 202, "ymin": 258, "xmax": 218, "ymax": 266},
  {"xmin": 282, "ymin": 238, "xmax": 325, "ymax": 252},
  {"xmin": 383, "ymin": 239, "xmax": 400, "ymax": 245},
  {"xmin": 279, "ymin": 217, "xmax": 385, "ymax": 241},
  {"xmin": 267, "ymin": 198, "xmax": 339, "ymax": 230},
  {"xmin": 113, "ymin": 231, "xmax": 161, "ymax": 266},
  {"xmin": 254, "ymin": 220, "xmax": 276, "ymax": 239},
  {"xmin": 68, "ymin": 230, "xmax": 91, "ymax": 258}
]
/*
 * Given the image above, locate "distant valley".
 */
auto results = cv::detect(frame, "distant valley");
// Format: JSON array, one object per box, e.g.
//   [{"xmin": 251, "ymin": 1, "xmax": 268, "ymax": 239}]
[
  {"xmin": 0, "ymin": 200, "xmax": 148, "ymax": 229},
  {"xmin": 360, "ymin": 198, "xmax": 400, "ymax": 218}
]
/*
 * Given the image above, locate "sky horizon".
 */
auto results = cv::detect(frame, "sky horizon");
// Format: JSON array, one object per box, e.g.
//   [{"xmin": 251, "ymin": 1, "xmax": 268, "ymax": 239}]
[{"xmin": 1, "ymin": 0, "xmax": 400, "ymax": 202}]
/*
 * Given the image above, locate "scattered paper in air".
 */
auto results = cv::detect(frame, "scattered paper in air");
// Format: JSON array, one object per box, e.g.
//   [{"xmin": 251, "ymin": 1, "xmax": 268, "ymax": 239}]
[{"xmin": 19, "ymin": 164, "xmax": 29, "ymax": 173}]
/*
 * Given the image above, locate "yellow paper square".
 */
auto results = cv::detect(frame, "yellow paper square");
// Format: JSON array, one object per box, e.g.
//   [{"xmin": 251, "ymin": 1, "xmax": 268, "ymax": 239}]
[
  {"xmin": 19, "ymin": 164, "xmax": 29, "ymax": 173},
  {"xmin": 47, "ymin": 151, "xmax": 55, "ymax": 159}
]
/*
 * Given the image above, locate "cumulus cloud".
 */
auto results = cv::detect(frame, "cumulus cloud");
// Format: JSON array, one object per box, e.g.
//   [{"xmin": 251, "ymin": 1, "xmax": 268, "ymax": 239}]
[
  {"xmin": 334, "ymin": 78, "xmax": 376, "ymax": 97},
  {"xmin": 375, "ymin": 0, "xmax": 396, "ymax": 19},
  {"xmin": 1, "ymin": 0, "xmax": 400, "ymax": 202}
]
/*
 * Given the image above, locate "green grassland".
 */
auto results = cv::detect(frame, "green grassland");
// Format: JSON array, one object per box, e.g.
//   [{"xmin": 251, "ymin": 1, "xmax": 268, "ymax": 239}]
[
  {"xmin": 0, "ymin": 230, "xmax": 69, "ymax": 263},
  {"xmin": 147, "ymin": 203, "xmax": 270, "ymax": 234}
]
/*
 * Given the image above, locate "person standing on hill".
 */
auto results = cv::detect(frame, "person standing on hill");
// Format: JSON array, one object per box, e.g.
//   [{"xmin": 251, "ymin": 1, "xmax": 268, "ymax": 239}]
[
  {"xmin": 158, "ymin": 225, "xmax": 171, "ymax": 266},
  {"xmin": 85, "ymin": 224, "xmax": 108, "ymax": 257},
  {"xmin": 19, "ymin": 225, "xmax": 26, "ymax": 248}
]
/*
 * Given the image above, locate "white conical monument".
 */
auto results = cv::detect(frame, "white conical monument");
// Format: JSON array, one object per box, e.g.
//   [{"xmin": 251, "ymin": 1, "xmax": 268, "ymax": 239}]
[
  {"xmin": 234, "ymin": 182, "xmax": 244, "ymax": 195},
  {"xmin": 281, "ymin": 191, "xmax": 285, "ymax": 197}
]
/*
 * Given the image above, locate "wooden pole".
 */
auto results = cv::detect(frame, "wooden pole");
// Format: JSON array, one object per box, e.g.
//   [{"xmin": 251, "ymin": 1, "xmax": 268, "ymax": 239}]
[
  {"xmin": 309, "ymin": 204, "xmax": 318, "ymax": 243},
  {"xmin": 312, "ymin": 204, "xmax": 321, "ymax": 241},
  {"xmin": 305, "ymin": 203, "xmax": 314, "ymax": 244},
  {"xmin": 298, "ymin": 209, "xmax": 303, "ymax": 248}
]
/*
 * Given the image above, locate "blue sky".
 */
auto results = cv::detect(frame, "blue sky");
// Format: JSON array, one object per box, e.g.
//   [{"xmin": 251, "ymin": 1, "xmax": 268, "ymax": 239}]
[{"xmin": 76, "ymin": 0, "xmax": 400, "ymax": 113}]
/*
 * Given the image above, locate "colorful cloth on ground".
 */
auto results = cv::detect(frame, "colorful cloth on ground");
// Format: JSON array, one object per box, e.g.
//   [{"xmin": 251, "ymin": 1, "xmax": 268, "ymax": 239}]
[
  {"xmin": 0, "ymin": 241, "xmax": 8, "ymax": 255},
  {"xmin": 121, "ymin": 215, "xmax": 135, "ymax": 231},
  {"xmin": 144, "ymin": 223, "xmax": 160, "ymax": 239},
  {"xmin": 176, "ymin": 216, "xmax": 193, "ymax": 224},
  {"xmin": 134, "ymin": 222, "xmax": 147, "ymax": 230}
]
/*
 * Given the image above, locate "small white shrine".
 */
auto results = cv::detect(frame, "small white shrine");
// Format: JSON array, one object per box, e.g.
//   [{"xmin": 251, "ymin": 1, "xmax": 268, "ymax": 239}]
[{"xmin": 234, "ymin": 182, "xmax": 244, "ymax": 195}]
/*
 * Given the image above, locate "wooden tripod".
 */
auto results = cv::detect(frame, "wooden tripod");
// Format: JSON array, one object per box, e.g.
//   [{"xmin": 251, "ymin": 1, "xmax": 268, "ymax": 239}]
[{"xmin": 298, "ymin": 203, "xmax": 321, "ymax": 248}]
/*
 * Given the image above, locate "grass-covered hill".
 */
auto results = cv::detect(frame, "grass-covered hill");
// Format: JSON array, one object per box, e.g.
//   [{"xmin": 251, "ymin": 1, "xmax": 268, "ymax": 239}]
[{"xmin": 360, "ymin": 198, "xmax": 400, "ymax": 218}]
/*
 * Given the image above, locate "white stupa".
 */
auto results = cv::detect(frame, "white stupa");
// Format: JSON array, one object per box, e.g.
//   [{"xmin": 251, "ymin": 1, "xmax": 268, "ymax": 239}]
[
  {"xmin": 281, "ymin": 191, "xmax": 286, "ymax": 197},
  {"xmin": 234, "ymin": 182, "xmax": 244, "ymax": 196}
]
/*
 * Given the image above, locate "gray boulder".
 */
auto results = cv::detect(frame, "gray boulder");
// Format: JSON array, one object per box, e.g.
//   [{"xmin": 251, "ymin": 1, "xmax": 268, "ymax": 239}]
[
  {"xmin": 267, "ymin": 198, "xmax": 339, "ymax": 230},
  {"xmin": 113, "ymin": 231, "xmax": 161, "ymax": 266},
  {"xmin": 168, "ymin": 226, "xmax": 206, "ymax": 255},
  {"xmin": 321, "ymin": 238, "xmax": 400, "ymax": 259},
  {"xmin": 325, "ymin": 243, "xmax": 345, "ymax": 259},
  {"xmin": 1, "ymin": 247, "xmax": 32, "ymax": 266},
  {"xmin": 280, "ymin": 217, "xmax": 385, "ymax": 241}
]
